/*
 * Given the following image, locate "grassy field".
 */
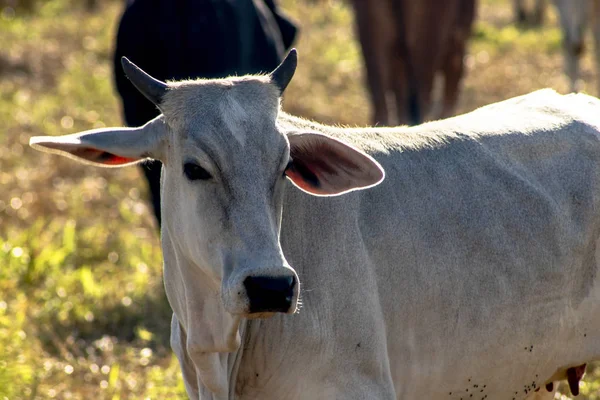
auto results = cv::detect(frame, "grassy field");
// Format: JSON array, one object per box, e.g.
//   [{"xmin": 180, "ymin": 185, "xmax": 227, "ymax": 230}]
[{"xmin": 1, "ymin": 0, "xmax": 599, "ymax": 398}]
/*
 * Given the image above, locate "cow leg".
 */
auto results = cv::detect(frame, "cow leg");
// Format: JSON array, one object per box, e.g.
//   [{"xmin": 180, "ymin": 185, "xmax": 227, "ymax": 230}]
[
  {"xmin": 439, "ymin": 0, "xmax": 476, "ymax": 120},
  {"xmin": 592, "ymin": 0, "xmax": 600, "ymax": 95},
  {"xmin": 563, "ymin": 43, "xmax": 583, "ymax": 93},
  {"xmin": 389, "ymin": 0, "xmax": 439, "ymax": 126},
  {"xmin": 533, "ymin": 0, "xmax": 547, "ymax": 25},
  {"xmin": 351, "ymin": 0, "xmax": 395, "ymax": 126},
  {"xmin": 516, "ymin": 0, "xmax": 547, "ymax": 25},
  {"xmin": 389, "ymin": 36, "xmax": 425, "ymax": 126},
  {"xmin": 440, "ymin": 49, "xmax": 463, "ymax": 120},
  {"xmin": 390, "ymin": 46, "xmax": 409, "ymax": 125},
  {"xmin": 514, "ymin": 0, "xmax": 527, "ymax": 23},
  {"xmin": 554, "ymin": 0, "xmax": 589, "ymax": 92}
]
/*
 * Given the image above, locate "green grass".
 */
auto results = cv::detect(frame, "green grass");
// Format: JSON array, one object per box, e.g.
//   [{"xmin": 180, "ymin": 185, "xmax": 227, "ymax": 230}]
[
  {"xmin": 1, "ymin": 0, "xmax": 600, "ymax": 398},
  {"xmin": 0, "ymin": 1, "xmax": 184, "ymax": 398}
]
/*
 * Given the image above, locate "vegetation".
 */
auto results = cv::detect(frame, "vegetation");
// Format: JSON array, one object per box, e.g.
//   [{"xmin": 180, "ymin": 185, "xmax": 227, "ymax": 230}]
[{"xmin": 0, "ymin": 0, "xmax": 598, "ymax": 398}]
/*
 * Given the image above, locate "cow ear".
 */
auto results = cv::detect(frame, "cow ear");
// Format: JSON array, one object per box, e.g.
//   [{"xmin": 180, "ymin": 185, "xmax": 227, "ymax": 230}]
[
  {"xmin": 29, "ymin": 115, "xmax": 167, "ymax": 167},
  {"xmin": 285, "ymin": 132, "xmax": 385, "ymax": 196}
]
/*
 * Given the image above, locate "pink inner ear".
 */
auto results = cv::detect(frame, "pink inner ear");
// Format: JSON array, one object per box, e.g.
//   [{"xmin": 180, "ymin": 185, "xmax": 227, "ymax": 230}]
[
  {"xmin": 287, "ymin": 132, "xmax": 384, "ymax": 196},
  {"xmin": 288, "ymin": 138, "xmax": 362, "ymax": 194},
  {"xmin": 75, "ymin": 148, "xmax": 138, "ymax": 165},
  {"xmin": 291, "ymin": 145, "xmax": 358, "ymax": 175},
  {"xmin": 103, "ymin": 154, "xmax": 138, "ymax": 165},
  {"xmin": 285, "ymin": 166, "xmax": 330, "ymax": 195}
]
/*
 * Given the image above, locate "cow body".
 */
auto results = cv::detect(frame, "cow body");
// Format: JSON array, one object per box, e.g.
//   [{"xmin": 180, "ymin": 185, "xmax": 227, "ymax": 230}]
[
  {"xmin": 175, "ymin": 89, "xmax": 600, "ymax": 399},
  {"xmin": 350, "ymin": 0, "xmax": 476, "ymax": 125},
  {"xmin": 30, "ymin": 52, "xmax": 600, "ymax": 399}
]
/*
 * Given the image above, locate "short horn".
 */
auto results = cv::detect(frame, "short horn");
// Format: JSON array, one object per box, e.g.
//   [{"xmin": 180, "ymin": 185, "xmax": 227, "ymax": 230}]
[
  {"xmin": 121, "ymin": 57, "xmax": 168, "ymax": 106},
  {"xmin": 270, "ymin": 49, "xmax": 297, "ymax": 95}
]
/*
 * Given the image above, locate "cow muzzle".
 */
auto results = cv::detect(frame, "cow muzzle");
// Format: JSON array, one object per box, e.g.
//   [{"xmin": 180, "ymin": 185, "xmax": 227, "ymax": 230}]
[
  {"xmin": 244, "ymin": 275, "xmax": 296, "ymax": 314},
  {"xmin": 222, "ymin": 263, "xmax": 299, "ymax": 318}
]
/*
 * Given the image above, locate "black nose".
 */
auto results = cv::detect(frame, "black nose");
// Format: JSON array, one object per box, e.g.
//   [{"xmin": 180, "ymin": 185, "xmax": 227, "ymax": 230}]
[{"xmin": 244, "ymin": 276, "xmax": 295, "ymax": 313}]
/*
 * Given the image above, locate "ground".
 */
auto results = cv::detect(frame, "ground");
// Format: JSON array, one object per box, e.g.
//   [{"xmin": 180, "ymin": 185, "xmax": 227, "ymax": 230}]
[{"xmin": 0, "ymin": 0, "xmax": 599, "ymax": 398}]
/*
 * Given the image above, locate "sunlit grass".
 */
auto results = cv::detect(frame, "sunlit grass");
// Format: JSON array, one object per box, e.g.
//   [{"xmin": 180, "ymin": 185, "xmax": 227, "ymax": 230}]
[{"xmin": 0, "ymin": 1, "xmax": 184, "ymax": 398}]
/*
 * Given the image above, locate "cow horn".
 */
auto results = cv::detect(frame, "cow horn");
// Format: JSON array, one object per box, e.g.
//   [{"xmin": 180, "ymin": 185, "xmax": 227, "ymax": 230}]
[
  {"xmin": 270, "ymin": 48, "xmax": 297, "ymax": 95},
  {"xmin": 121, "ymin": 57, "xmax": 168, "ymax": 106}
]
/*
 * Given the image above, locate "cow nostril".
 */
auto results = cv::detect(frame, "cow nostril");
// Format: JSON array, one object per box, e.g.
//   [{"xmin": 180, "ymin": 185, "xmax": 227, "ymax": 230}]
[
  {"xmin": 244, "ymin": 276, "xmax": 296, "ymax": 313},
  {"xmin": 244, "ymin": 276, "xmax": 295, "ymax": 292}
]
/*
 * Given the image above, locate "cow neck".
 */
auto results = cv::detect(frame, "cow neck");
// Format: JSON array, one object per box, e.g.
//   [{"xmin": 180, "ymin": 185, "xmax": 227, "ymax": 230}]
[
  {"xmin": 227, "ymin": 319, "xmax": 248, "ymax": 398},
  {"xmin": 194, "ymin": 319, "xmax": 248, "ymax": 399},
  {"xmin": 161, "ymin": 230, "xmax": 245, "ymax": 398}
]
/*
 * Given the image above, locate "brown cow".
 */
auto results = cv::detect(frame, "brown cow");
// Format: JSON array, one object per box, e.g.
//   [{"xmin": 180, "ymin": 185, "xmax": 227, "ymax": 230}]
[{"xmin": 351, "ymin": 0, "xmax": 477, "ymax": 126}]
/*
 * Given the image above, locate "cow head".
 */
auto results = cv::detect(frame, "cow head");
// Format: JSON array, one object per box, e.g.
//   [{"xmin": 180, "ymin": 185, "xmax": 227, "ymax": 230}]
[{"xmin": 29, "ymin": 49, "xmax": 384, "ymax": 351}]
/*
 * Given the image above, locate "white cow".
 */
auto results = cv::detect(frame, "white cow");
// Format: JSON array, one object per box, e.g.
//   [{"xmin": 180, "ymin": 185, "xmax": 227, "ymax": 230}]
[
  {"xmin": 553, "ymin": 0, "xmax": 600, "ymax": 94},
  {"xmin": 30, "ymin": 50, "xmax": 600, "ymax": 399}
]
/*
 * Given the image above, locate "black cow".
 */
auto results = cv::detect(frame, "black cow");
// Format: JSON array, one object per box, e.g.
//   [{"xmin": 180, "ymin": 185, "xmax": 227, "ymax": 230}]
[{"xmin": 113, "ymin": 0, "xmax": 297, "ymax": 225}]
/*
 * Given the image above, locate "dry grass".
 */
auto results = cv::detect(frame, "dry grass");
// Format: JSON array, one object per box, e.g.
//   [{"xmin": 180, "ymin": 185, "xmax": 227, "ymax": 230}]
[{"xmin": 1, "ymin": 0, "xmax": 600, "ymax": 398}]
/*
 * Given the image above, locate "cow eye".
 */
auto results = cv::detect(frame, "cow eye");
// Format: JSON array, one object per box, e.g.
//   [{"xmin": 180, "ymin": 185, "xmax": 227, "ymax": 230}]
[{"xmin": 183, "ymin": 162, "xmax": 212, "ymax": 181}]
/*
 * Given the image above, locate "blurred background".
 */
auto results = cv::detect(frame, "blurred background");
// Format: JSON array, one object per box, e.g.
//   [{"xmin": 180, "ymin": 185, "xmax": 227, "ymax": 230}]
[{"xmin": 1, "ymin": 0, "xmax": 600, "ymax": 398}]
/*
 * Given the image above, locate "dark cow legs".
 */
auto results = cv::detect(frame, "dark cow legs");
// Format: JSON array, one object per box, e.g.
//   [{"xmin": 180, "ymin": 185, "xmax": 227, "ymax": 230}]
[{"xmin": 352, "ymin": 0, "xmax": 395, "ymax": 126}]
